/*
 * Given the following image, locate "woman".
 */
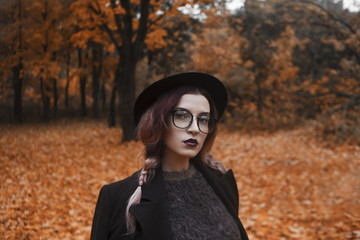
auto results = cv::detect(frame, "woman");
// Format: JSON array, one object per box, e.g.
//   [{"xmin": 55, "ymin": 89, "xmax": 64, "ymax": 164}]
[{"xmin": 90, "ymin": 72, "xmax": 248, "ymax": 240}]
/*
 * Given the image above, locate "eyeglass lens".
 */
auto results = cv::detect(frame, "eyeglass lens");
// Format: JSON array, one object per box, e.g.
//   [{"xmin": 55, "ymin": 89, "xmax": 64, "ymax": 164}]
[{"xmin": 172, "ymin": 109, "xmax": 215, "ymax": 134}]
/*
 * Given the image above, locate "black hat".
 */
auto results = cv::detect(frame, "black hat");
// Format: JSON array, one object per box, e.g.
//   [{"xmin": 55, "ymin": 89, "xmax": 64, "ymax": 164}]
[{"xmin": 133, "ymin": 72, "xmax": 228, "ymax": 125}]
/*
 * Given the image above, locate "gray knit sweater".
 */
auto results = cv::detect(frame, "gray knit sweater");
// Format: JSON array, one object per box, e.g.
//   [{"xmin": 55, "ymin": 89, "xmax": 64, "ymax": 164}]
[{"xmin": 163, "ymin": 164, "xmax": 241, "ymax": 240}]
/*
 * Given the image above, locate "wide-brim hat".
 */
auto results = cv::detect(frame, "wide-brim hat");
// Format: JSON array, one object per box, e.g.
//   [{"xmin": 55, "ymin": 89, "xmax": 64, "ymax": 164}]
[{"xmin": 133, "ymin": 72, "xmax": 228, "ymax": 125}]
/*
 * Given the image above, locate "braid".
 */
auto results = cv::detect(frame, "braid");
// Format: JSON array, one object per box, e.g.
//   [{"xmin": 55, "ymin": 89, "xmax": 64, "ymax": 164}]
[
  {"xmin": 125, "ymin": 158, "xmax": 159, "ymax": 234},
  {"xmin": 203, "ymin": 153, "xmax": 226, "ymax": 174}
]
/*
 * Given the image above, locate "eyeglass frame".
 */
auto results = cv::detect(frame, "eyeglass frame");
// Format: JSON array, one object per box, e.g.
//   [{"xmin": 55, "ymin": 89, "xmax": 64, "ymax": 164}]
[{"xmin": 170, "ymin": 108, "xmax": 217, "ymax": 134}]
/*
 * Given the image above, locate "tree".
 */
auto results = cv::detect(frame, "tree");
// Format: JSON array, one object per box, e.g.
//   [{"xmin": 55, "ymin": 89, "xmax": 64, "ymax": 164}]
[
  {"xmin": 70, "ymin": 0, "xmax": 221, "ymax": 141},
  {"xmin": 224, "ymin": 0, "xmax": 359, "ymax": 133},
  {"xmin": 0, "ymin": 0, "xmax": 25, "ymax": 122}
]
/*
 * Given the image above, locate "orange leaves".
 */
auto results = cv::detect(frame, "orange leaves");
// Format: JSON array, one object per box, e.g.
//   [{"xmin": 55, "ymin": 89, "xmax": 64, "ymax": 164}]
[
  {"xmin": 243, "ymin": 60, "xmax": 254, "ymax": 69},
  {"xmin": 213, "ymin": 124, "xmax": 360, "ymax": 239},
  {"xmin": 0, "ymin": 120, "xmax": 143, "ymax": 238},
  {"xmin": 189, "ymin": 22, "xmax": 242, "ymax": 74},
  {"xmin": 145, "ymin": 28, "xmax": 168, "ymax": 51},
  {"xmin": 321, "ymin": 37, "xmax": 345, "ymax": 51},
  {"xmin": 131, "ymin": 0, "xmax": 141, "ymax": 5},
  {"xmin": 113, "ymin": 4, "xmax": 126, "ymax": 15},
  {"xmin": 267, "ymin": 26, "xmax": 299, "ymax": 86},
  {"xmin": 2, "ymin": 120, "xmax": 359, "ymax": 239}
]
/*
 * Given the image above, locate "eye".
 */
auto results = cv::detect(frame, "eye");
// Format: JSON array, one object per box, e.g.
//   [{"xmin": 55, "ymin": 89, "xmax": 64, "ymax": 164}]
[
  {"xmin": 198, "ymin": 115, "xmax": 210, "ymax": 124},
  {"xmin": 174, "ymin": 111, "xmax": 190, "ymax": 120}
]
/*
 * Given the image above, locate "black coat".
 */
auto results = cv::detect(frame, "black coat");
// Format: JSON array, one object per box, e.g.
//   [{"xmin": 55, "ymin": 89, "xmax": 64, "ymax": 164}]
[{"xmin": 90, "ymin": 157, "xmax": 249, "ymax": 240}]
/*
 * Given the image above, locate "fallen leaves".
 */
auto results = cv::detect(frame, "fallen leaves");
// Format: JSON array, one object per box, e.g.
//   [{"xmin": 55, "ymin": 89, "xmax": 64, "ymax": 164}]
[
  {"xmin": 213, "ymin": 125, "xmax": 360, "ymax": 239},
  {"xmin": 0, "ymin": 119, "xmax": 359, "ymax": 239}
]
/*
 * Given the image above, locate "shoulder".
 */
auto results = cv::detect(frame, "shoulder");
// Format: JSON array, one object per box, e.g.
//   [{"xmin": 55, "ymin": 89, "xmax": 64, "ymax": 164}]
[
  {"xmin": 91, "ymin": 171, "xmax": 141, "ymax": 240},
  {"xmin": 100, "ymin": 171, "xmax": 140, "ymax": 203},
  {"xmin": 99, "ymin": 172, "xmax": 138, "ymax": 211}
]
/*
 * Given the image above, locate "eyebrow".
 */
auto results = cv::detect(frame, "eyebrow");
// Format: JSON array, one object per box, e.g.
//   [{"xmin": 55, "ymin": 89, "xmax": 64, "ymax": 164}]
[{"xmin": 173, "ymin": 107, "xmax": 210, "ymax": 115}]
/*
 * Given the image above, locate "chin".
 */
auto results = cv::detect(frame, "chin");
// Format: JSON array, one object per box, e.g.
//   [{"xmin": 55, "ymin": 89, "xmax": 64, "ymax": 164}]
[{"xmin": 182, "ymin": 150, "xmax": 200, "ymax": 158}]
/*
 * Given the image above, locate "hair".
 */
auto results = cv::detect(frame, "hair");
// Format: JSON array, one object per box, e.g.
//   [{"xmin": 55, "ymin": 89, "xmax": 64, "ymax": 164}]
[{"xmin": 125, "ymin": 86, "xmax": 226, "ymax": 233}]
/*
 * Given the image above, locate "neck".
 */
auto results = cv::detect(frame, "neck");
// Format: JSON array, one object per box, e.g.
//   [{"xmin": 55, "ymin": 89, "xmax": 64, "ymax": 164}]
[{"xmin": 162, "ymin": 154, "xmax": 190, "ymax": 172}]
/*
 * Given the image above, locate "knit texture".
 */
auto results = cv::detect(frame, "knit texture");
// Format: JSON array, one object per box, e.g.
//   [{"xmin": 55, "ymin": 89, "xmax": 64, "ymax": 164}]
[{"xmin": 163, "ymin": 164, "xmax": 241, "ymax": 240}]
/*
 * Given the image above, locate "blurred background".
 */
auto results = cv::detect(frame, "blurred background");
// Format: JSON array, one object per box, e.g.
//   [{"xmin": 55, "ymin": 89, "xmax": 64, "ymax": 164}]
[{"xmin": 0, "ymin": 0, "xmax": 359, "ymax": 239}]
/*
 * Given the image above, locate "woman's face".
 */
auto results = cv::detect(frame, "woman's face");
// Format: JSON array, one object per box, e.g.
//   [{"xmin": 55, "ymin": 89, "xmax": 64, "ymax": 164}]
[{"xmin": 163, "ymin": 93, "xmax": 210, "ymax": 165}]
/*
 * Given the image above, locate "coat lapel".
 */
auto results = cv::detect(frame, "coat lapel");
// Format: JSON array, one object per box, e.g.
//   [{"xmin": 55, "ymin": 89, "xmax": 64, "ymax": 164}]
[
  {"xmin": 191, "ymin": 158, "xmax": 238, "ymax": 217},
  {"xmin": 191, "ymin": 157, "xmax": 249, "ymax": 240},
  {"xmin": 129, "ymin": 158, "xmax": 248, "ymax": 240},
  {"xmin": 129, "ymin": 168, "xmax": 171, "ymax": 240}
]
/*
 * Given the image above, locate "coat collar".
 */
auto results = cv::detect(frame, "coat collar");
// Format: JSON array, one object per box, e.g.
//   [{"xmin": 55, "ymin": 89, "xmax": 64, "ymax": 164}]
[
  {"xmin": 129, "ymin": 157, "xmax": 246, "ymax": 240},
  {"xmin": 129, "ymin": 167, "xmax": 171, "ymax": 240},
  {"xmin": 191, "ymin": 157, "xmax": 238, "ymax": 217}
]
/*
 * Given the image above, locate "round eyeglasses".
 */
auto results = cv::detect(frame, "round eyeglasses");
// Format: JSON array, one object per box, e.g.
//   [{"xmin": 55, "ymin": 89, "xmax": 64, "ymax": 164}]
[{"xmin": 171, "ymin": 108, "xmax": 217, "ymax": 134}]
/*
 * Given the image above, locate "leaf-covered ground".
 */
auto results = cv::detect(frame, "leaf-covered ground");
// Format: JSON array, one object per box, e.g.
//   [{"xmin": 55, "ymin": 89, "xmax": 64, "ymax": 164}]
[{"xmin": 1, "ymin": 119, "xmax": 359, "ymax": 239}]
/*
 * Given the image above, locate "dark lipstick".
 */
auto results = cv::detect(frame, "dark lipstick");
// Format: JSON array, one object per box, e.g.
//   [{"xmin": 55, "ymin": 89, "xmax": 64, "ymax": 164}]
[{"xmin": 184, "ymin": 138, "xmax": 198, "ymax": 147}]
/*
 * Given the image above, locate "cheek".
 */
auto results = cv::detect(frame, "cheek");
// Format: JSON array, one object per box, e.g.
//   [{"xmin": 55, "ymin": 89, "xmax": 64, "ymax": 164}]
[
  {"xmin": 163, "ymin": 126, "xmax": 178, "ymax": 146},
  {"xmin": 198, "ymin": 134, "xmax": 208, "ymax": 147}
]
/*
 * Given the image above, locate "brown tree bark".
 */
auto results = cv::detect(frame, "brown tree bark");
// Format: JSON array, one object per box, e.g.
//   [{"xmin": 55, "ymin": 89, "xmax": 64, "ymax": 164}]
[
  {"xmin": 245, "ymin": 0, "xmax": 263, "ymax": 121},
  {"xmin": 65, "ymin": 51, "xmax": 71, "ymax": 109},
  {"xmin": 13, "ymin": 63, "xmax": 23, "ymax": 123},
  {"xmin": 91, "ymin": 42, "xmax": 103, "ymax": 118},
  {"xmin": 77, "ymin": 48, "xmax": 87, "ymax": 117},
  {"xmin": 40, "ymin": 75, "xmax": 50, "ymax": 121},
  {"xmin": 13, "ymin": 0, "xmax": 23, "ymax": 123},
  {"xmin": 89, "ymin": 0, "xmax": 150, "ymax": 141},
  {"xmin": 52, "ymin": 78, "xmax": 58, "ymax": 117},
  {"xmin": 108, "ymin": 81, "xmax": 117, "ymax": 128}
]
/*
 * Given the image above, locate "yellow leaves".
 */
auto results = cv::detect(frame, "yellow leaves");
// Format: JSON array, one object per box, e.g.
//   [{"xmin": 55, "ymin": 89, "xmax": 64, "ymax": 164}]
[
  {"xmin": 71, "ymin": 28, "xmax": 103, "ymax": 48},
  {"xmin": 266, "ymin": 25, "xmax": 299, "ymax": 87},
  {"xmin": 345, "ymin": 29, "xmax": 360, "ymax": 52},
  {"xmin": 321, "ymin": 75, "xmax": 329, "ymax": 84},
  {"xmin": 131, "ymin": 0, "xmax": 141, "ymax": 4},
  {"xmin": 215, "ymin": 123, "xmax": 360, "ymax": 239},
  {"xmin": 107, "ymin": 43, "xmax": 116, "ymax": 53},
  {"xmin": 1, "ymin": 120, "xmax": 360, "ymax": 239},
  {"xmin": 145, "ymin": 28, "xmax": 168, "ymax": 51},
  {"xmin": 132, "ymin": 18, "xmax": 139, "ymax": 31},
  {"xmin": 189, "ymin": 23, "xmax": 242, "ymax": 74},
  {"xmin": 244, "ymin": 60, "xmax": 254, "ymax": 69},
  {"xmin": 321, "ymin": 37, "xmax": 345, "ymax": 51},
  {"xmin": 339, "ymin": 58, "xmax": 358, "ymax": 74},
  {"xmin": 113, "ymin": 5, "xmax": 126, "ymax": 15}
]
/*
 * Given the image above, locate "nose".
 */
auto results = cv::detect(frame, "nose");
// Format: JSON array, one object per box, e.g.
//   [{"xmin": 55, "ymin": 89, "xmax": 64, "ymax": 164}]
[{"xmin": 187, "ymin": 118, "xmax": 200, "ymax": 134}]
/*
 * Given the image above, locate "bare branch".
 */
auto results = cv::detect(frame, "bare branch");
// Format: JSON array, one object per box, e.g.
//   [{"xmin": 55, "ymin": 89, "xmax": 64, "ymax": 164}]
[{"xmin": 302, "ymin": 0, "xmax": 356, "ymax": 34}]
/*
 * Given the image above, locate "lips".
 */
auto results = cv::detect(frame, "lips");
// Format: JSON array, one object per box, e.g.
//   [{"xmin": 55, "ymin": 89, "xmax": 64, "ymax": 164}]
[{"xmin": 184, "ymin": 138, "xmax": 198, "ymax": 147}]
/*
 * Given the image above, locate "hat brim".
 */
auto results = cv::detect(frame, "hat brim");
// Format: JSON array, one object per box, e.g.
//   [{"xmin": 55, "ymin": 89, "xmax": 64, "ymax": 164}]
[{"xmin": 134, "ymin": 72, "xmax": 228, "ymax": 125}]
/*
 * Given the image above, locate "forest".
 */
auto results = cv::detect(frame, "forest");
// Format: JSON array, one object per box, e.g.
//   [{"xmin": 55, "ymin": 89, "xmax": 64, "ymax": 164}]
[
  {"xmin": 0, "ymin": 0, "xmax": 359, "ymax": 142},
  {"xmin": 0, "ymin": 0, "xmax": 359, "ymax": 239}
]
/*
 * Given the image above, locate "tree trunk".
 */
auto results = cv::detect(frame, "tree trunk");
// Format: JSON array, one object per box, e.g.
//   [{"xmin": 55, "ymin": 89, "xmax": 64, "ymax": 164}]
[
  {"xmin": 13, "ymin": 63, "xmax": 23, "ymax": 123},
  {"xmin": 80, "ymin": 76, "xmax": 87, "ymax": 116},
  {"xmin": 78, "ymin": 48, "xmax": 87, "ymax": 116},
  {"xmin": 245, "ymin": 0, "xmax": 263, "ymax": 121},
  {"xmin": 255, "ymin": 74, "xmax": 263, "ymax": 121},
  {"xmin": 40, "ymin": 75, "xmax": 50, "ymax": 121},
  {"xmin": 52, "ymin": 78, "xmax": 58, "ymax": 116},
  {"xmin": 114, "ymin": 0, "xmax": 149, "ymax": 142},
  {"xmin": 108, "ymin": 82, "xmax": 117, "ymax": 127},
  {"xmin": 91, "ymin": 42, "xmax": 103, "ymax": 118},
  {"xmin": 101, "ymin": 82, "xmax": 106, "ymax": 111},
  {"xmin": 65, "ymin": 51, "xmax": 70, "ymax": 109},
  {"xmin": 117, "ymin": 60, "xmax": 136, "ymax": 141},
  {"xmin": 13, "ymin": 0, "xmax": 23, "ymax": 123}
]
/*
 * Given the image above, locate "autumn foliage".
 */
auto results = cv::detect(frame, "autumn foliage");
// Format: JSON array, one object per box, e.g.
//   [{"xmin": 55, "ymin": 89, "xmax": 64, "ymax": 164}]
[
  {"xmin": 1, "ymin": 1, "xmax": 360, "ymax": 237},
  {"xmin": 0, "ymin": 0, "xmax": 359, "ymax": 143},
  {"xmin": 1, "ymin": 119, "xmax": 359, "ymax": 239}
]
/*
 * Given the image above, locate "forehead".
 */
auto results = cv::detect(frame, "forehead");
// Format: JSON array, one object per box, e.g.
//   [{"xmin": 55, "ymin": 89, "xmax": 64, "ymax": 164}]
[{"xmin": 176, "ymin": 94, "xmax": 210, "ymax": 113}]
